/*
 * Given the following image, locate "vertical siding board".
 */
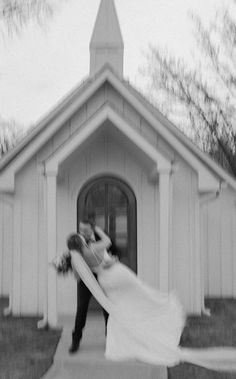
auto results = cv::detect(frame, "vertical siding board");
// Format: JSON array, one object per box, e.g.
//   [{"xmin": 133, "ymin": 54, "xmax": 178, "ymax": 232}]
[
  {"xmin": 68, "ymin": 151, "xmax": 87, "ymax": 202},
  {"xmin": 12, "ymin": 192, "xmax": 21, "ymax": 314},
  {"xmin": 192, "ymin": 172, "xmax": 202, "ymax": 312},
  {"xmin": 70, "ymin": 105, "xmax": 87, "ymax": 135},
  {"xmin": 87, "ymin": 86, "xmax": 106, "ymax": 119},
  {"xmin": 37, "ymin": 170, "xmax": 46, "ymax": 314},
  {"xmin": 154, "ymin": 181, "xmax": 160, "ymax": 289},
  {"xmin": 220, "ymin": 194, "xmax": 233, "ymax": 296},
  {"xmin": 53, "ymin": 122, "xmax": 71, "ymax": 152},
  {"xmin": 201, "ymin": 205, "xmax": 209, "ymax": 296},
  {"xmin": 207, "ymin": 200, "xmax": 221, "ymax": 296},
  {"xmin": 140, "ymin": 118, "xmax": 158, "ymax": 147},
  {"xmin": 107, "ymin": 134, "xmax": 125, "ymax": 175},
  {"xmin": 188, "ymin": 171, "xmax": 193, "ymax": 312},
  {"xmin": 19, "ymin": 160, "xmax": 38, "ymax": 314},
  {"xmin": 140, "ymin": 172, "xmax": 156, "ymax": 287},
  {"xmin": 168, "ymin": 175, "xmax": 174, "ymax": 292},
  {"xmin": 188, "ymin": 170, "xmax": 202, "ymax": 313},
  {"xmin": 2, "ymin": 201, "xmax": 12, "ymax": 295},
  {"xmin": 57, "ymin": 176, "xmax": 77, "ymax": 316},
  {"xmin": 123, "ymin": 101, "xmax": 141, "ymax": 130},
  {"xmin": 203, "ymin": 188, "xmax": 236, "ymax": 299},
  {"xmin": 89, "ymin": 133, "xmax": 106, "ymax": 176},
  {"xmin": 0, "ymin": 198, "xmax": 3, "ymax": 295},
  {"xmin": 172, "ymin": 161, "xmax": 192, "ymax": 310},
  {"xmin": 233, "ymin": 199, "xmax": 236, "ymax": 296},
  {"xmin": 2, "ymin": 201, "xmax": 6, "ymax": 295},
  {"xmin": 107, "ymin": 83, "xmax": 123, "ymax": 112}
]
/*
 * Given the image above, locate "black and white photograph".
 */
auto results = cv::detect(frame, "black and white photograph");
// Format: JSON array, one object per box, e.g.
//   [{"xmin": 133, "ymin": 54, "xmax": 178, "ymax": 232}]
[{"xmin": 0, "ymin": 0, "xmax": 236, "ymax": 378}]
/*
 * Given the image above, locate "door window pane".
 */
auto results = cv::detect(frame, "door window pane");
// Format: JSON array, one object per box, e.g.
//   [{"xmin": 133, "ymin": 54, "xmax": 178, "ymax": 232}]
[{"xmin": 108, "ymin": 185, "xmax": 128, "ymax": 258}]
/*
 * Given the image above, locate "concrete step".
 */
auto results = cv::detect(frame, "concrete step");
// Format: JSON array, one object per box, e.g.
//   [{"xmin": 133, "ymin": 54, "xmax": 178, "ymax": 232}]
[{"xmin": 42, "ymin": 311, "xmax": 167, "ymax": 379}]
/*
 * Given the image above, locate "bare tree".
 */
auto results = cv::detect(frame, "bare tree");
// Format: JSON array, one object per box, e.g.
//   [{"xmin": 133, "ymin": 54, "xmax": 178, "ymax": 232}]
[
  {"xmin": 142, "ymin": 1, "xmax": 236, "ymax": 176},
  {"xmin": 0, "ymin": 116, "xmax": 23, "ymax": 158},
  {"xmin": 0, "ymin": 0, "xmax": 61, "ymax": 37}
]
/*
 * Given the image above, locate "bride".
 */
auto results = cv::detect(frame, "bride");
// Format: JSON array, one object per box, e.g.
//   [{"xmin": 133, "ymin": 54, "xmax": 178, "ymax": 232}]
[{"xmin": 66, "ymin": 226, "xmax": 236, "ymax": 371}]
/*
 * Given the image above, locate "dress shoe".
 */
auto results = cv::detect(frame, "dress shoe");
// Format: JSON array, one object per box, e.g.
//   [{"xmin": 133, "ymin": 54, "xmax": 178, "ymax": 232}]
[{"xmin": 68, "ymin": 342, "xmax": 80, "ymax": 354}]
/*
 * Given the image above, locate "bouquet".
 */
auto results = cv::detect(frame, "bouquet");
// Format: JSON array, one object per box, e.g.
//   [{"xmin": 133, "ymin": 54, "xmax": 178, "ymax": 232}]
[{"xmin": 51, "ymin": 251, "xmax": 72, "ymax": 275}]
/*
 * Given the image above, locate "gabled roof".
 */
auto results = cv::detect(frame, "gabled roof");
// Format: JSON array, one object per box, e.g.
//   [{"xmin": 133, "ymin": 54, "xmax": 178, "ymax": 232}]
[
  {"xmin": 0, "ymin": 64, "xmax": 236, "ymax": 192},
  {"xmin": 45, "ymin": 103, "xmax": 171, "ymax": 175}
]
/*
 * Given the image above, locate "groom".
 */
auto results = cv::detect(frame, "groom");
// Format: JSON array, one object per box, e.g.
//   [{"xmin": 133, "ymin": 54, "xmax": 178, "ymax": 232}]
[{"xmin": 69, "ymin": 216, "xmax": 116, "ymax": 354}]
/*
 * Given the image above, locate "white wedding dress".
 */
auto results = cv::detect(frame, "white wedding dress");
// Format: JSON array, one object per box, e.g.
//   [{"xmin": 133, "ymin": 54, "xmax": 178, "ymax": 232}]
[{"xmin": 71, "ymin": 250, "xmax": 236, "ymax": 371}]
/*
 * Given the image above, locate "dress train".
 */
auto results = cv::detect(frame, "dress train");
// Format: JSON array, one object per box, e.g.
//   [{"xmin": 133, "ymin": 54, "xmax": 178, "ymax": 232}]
[{"xmin": 71, "ymin": 251, "xmax": 236, "ymax": 371}]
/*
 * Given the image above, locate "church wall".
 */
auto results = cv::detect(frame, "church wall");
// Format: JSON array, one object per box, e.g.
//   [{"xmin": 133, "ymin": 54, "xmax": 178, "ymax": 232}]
[
  {"xmin": 56, "ymin": 130, "xmax": 159, "ymax": 315},
  {"xmin": 0, "ymin": 194, "xmax": 13, "ymax": 297},
  {"xmin": 9, "ymin": 83, "xmax": 202, "ymax": 315},
  {"xmin": 201, "ymin": 187, "xmax": 236, "ymax": 298},
  {"xmin": 7, "ymin": 80, "xmax": 236, "ymax": 317}
]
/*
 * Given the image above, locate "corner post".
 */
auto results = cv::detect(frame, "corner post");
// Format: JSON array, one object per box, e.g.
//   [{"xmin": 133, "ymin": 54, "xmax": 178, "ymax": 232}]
[
  {"xmin": 46, "ymin": 170, "xmax": 58, "ymax": 327},
  {"xmin": 159, "ymin": 168, "xmax": 172, "ymax": 292},
  {"xmin": 38, "ymin": 167, "xmax": 58, "ymax": 328}
]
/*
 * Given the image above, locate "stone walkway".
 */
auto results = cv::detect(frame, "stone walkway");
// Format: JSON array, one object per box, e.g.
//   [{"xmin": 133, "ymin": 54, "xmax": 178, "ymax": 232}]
[{"xmin": 41, "ymin": 311, "xmax": 167, "ymax": 379}]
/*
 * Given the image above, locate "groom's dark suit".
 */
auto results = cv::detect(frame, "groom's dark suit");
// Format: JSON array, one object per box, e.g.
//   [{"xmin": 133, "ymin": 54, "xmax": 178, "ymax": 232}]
[{"xmin": 71, "ymin": 231, "xmax": 117, "ymax": 350}]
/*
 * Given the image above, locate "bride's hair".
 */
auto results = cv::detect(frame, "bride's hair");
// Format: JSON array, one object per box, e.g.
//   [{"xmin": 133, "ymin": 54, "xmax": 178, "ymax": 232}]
[{"xmin": 67, "ymin": 233, "xmax": 83, "ymax": 253}]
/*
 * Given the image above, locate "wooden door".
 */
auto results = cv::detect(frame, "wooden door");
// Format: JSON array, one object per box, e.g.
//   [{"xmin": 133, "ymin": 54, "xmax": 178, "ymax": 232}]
[{"xmin": 77, "ymin": 176, "xmax": 137, "ymax": 272}]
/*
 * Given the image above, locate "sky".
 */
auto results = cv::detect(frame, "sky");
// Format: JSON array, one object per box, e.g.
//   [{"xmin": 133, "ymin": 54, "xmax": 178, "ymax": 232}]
[{"xmin": 0, "ymin": 0, "xmax": 232, "ymax": 130}]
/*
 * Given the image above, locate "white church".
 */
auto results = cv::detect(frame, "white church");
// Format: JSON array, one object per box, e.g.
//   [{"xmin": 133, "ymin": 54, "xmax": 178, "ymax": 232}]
[{"xmin": 0, "ymin": 0, "xmax": 236, "ymax": 328}]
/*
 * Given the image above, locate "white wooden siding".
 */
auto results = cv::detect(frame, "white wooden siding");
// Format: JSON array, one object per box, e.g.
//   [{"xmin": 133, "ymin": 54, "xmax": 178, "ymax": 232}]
[
  {"xmin": 56, "ymin": 129, "xmax": 159, "ymax": 315},
  {"xmin": 0, "ymin": 195, "xmax": 13, "ymax": 296},
  {"xmin": 202, "ymin": 188, "xmax": 236, "ymax": 298}
]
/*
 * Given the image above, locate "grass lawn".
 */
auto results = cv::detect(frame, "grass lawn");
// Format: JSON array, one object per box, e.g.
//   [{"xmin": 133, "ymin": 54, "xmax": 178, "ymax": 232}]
[
  {"xmin": 0, "ymin": 297, "xmax": 62, "ymax": 379},
  {"xmin": 168, "ymin": 298, "xmax": 236, "ymax": 379}
]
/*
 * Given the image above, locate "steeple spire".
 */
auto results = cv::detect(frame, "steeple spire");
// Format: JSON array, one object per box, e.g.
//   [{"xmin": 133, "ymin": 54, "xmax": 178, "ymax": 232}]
[{"xmin": 89, "ymin": 0, "xmax": 124, "ymax": 77}]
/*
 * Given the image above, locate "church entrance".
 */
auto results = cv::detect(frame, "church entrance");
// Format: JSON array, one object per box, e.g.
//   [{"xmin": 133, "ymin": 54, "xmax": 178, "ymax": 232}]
[{"xmin": 77, "ymin": 176, "xmax": 137, "ymax": 273}]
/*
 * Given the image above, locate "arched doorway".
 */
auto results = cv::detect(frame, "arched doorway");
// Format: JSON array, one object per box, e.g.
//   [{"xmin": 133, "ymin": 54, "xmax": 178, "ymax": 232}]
[{"xmin": 77, "ymin": 176, "xmax": 137, "ymax": 272}]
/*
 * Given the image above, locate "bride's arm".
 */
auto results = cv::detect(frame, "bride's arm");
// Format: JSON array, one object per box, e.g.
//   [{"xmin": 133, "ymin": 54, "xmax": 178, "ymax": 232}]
[{"xmin": 91, "ymin": 226, "xmax": 111, "ymax": 256}]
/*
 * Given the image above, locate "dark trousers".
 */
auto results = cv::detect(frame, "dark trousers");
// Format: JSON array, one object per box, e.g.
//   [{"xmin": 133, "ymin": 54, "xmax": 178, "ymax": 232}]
[{"xmin": 72, "ymin": 273, "xmax": 109, "ymax": 344}]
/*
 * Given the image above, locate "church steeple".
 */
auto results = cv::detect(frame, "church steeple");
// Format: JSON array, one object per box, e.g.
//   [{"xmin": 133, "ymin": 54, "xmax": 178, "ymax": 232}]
[{"xmin": 89, "ymin": 0, "xmax": 124, "ymax": 77}]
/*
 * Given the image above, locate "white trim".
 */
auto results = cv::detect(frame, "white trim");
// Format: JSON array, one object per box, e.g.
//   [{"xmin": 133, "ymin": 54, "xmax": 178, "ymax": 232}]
[
  {"xmin": 194, "ymin": 194, "xmax": 202, "ymax": 313},
  {"xmin": 0, "ymin": 200, "xmax": 3, "ymax": 296},
  {"xmin": 12, "ymin": 197, "xmax": 21, "ymax": 314},
  {"xmin": 159, "ymin": 169, "xmax": 171, "ymax": 291},
  {"xmin": 46, "ymin": 173, "xmax": 58, "ymax": 328},
  {"xmin": 37, "ymin": 175, "xmax": 48, "ymax": 329},
  {"xmin": 37, "ymin": 172, "xmax": 58, "ymax": 329},
  {"xmin": 45, "ymin": 105, "xmax": 171, "ymax": 174},
  {"xmin": 1, "ymin": 66, "xmax": 234, "ymax": 192},
  {"xmin": 0, "ymin": 194, "xmax": 14, "ymax": 316}
]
